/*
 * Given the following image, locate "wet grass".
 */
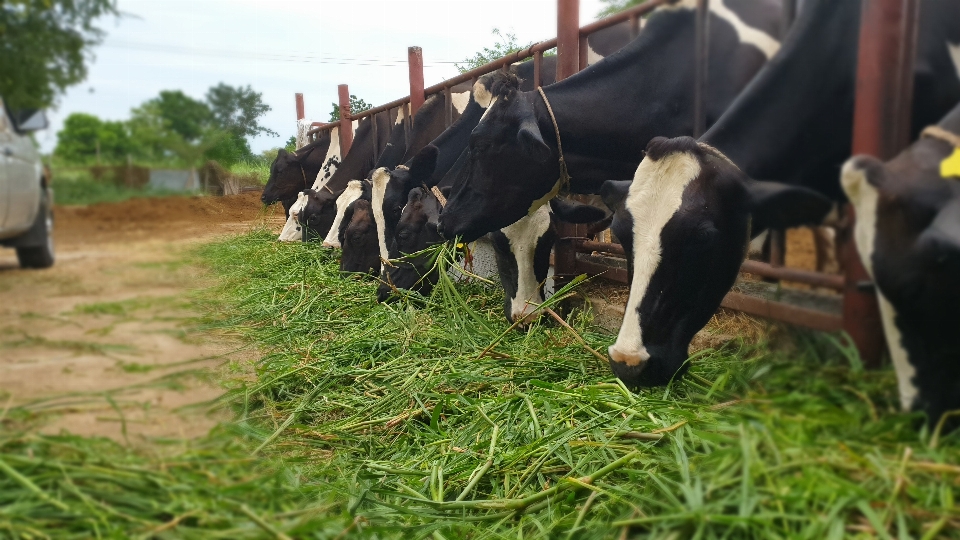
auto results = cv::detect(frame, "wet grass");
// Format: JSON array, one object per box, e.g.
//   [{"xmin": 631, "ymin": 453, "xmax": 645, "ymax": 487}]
[{"xmin": 1, "ymin": 229, "xmax": 958, "ymax": 539}]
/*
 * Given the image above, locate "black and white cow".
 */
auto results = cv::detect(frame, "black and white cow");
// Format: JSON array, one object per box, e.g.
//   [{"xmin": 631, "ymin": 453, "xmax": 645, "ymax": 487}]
[
  {"xmin": 304, "ymin": 89, "xmax": 473, "ymax": 244},
  {"xmin": 262, "ymin": 127, "xmax": 340, "ymax": 215},
  {"xmin": 437, "ymin": 0, "xmax": 784, "ymax": 242},
  {"xmin": 842, "ymin": 103, "xmax": 960, "ymax": 427},
  {"xmin": 376, "ymin": 184, "xmax": 609, "ymax": 325},
  {"xmin": 338, "ymin": 197, "xmax": 381, "ymax": 276},
  {"xmin": 604, "ymin": 0, "xmax": 960, "ymax": 390}
]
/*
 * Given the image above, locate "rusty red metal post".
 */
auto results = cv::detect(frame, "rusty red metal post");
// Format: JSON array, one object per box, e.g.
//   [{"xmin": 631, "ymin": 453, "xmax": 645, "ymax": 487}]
[
  {"xmin": 408, "ymin": 46, "xmax": 425, "ymax": 117},
  {"xmin": 556, "ymin": 0, "xmax": 580, "ymax": 81},
  {"xmin": 295, "ymin": 93, "xmax": 305, "ymax": 121},
  {"xmin": 338, "ymin": 84, "xmax": 354, "ymax": 156},
  {"xmin": 843, "ymin": 0, "xmax": 919, "ymax": 368}
]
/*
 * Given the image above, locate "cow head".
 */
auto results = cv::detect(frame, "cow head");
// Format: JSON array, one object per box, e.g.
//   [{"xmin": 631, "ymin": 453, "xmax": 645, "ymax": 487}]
[
  {"xmin": 842, "ymin": 150, "xmax": 960, "ymax": 427},
  {"xmin": 371, "ymin": 145, "xmax": 439, "ymax": 260},
  {"xmin": 438, "ymin": 74, "xmax": 557, "ymax": 243},
  {"xmin": 605, "ymin": 136, "xmax": 831, "ymax": 387},
  {"xmin": 489, "ymin": 198, "xmax": 609, "ymax": 325},
  {"xmin": 338, "ymin": 198, "xmax": 381, "ymax": 276},
  {"xmin": 321, "ymin": 180, "xmax": 369, "ymax": 248},
  {"xmin": 376, "ymin": 186, "xmax": 446, "ymax": 302},
  {"xmin": 295, "ymin": 185, "xmax": 343, "ymax": 240},
  {"xmin": 263, "ymin": 148, "xmax": 312, "ymax": 207}
]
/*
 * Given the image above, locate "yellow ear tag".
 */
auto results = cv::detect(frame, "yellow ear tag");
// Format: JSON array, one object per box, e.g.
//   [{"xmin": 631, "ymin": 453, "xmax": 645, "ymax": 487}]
[{"xmin": 941, "ymin": 147, "xmax": 960, "ymax": 179}]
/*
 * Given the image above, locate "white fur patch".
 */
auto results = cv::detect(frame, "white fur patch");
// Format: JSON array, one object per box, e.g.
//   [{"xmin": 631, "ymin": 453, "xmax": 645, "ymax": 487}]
[
  {"xmin": 841, "ymin": 159, "xmax": 918, "ymax": 410},
  {"xmin": 473, "ymin": 80, "xmax": 495, "ymax": 109},
  {"xmin": 610, "ymin": 150, "xmax": 701, "ymax": 367},
  {"xmin": 710, "ymin": 0, "xmax": 780, "ymax": 59},
  {"xmin": 278, "ymin": 191, "xmax": 310, "ymax": 242},
  {"xmin": 657, "ymin": 0, "xmax": 779, "ymax": 59},
  {"xmin": 395, "ymin": 106, "xmax": 406, "ymax": 126},
  {"xmin": 315, "ymin": 126, "xmax": 341, "ymax": 189},
  {"xmin": 452, "ymin": 91, "xmax": 471, "ymax": 114},
  {"xmin": 322, "ymin": 180, "xmax": 364, "ymax": 247},
  {"xmin": 586, "ymin": 43, "xmax": 605, "ymax": 66},
  {"xmin": 370, "ymin": 167, "xmax": 392, "ymax": 264},
  {"xmin": 500, "ymin": 205, "xmax": 552, "ymax": 323},
  {"xmin": 948, "ymin": 42, "xmax": 960, "ymax": 81}
]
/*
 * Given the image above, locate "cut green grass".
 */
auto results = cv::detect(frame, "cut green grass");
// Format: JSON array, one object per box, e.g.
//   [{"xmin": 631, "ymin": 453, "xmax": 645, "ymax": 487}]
[{"xmin": 1, "ymin": 229, "xmax": 957, "ymax": 539}]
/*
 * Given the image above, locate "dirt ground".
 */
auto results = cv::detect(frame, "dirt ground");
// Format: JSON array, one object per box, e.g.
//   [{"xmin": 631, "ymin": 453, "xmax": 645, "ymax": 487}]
[{"xmin": 0, "ymin": 192, "xmax": 285, "ymax": 444}]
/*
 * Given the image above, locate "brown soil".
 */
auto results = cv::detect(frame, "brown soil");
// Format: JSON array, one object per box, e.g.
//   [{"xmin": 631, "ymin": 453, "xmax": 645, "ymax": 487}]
[{"xmin": 0, "ymin": 193, "xmax": 285, "ymax": 444}]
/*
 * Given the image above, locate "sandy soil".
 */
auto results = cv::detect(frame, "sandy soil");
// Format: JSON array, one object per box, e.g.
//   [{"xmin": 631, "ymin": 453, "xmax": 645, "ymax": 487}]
[{"xmin": 0, "ymin": 192, "xmax": 285, "ymax": 443}]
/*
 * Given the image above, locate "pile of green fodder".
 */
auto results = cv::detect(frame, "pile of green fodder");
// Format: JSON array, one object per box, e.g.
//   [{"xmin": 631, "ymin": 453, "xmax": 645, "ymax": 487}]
[{"xmin": 2, "ymin": 229, "xmax": 958, "ymax": 539}]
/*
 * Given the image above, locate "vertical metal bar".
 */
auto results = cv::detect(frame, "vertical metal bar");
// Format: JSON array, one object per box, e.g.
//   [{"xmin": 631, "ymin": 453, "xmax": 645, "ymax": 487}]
[
  {"xmin": 629, "ymin": 13, "xmax": 640, "ymax": 39},
  {"xmin": 769, "ymin": 229, "xmax": 785, "ymax": 267},
  {"xmin": 578, "ymin": 33, "xmax": 588, "ymax": 71},
  {"xmin": 295, "ymin": 93, "xmax": 305, "ymax": 120},
  {"xmin": 842, "ymin": 0, "xmax": 918, "ymax": 368},
  {"xmin": 371, "ymin": 111, "xmax": 379, "ymax": 164},
  {"xmin": 403, "ymin": 101, "xmax": 412, "ymax": 143},
  {"xmin": 556, "ymin": 0, "xmax": 580, "ymax": 81},
  {"xmin": 408, "ymin": 46, "xmax": 425, "ymax": 117},
  {"xmin": 693, "ymin": 0, "xmax": 709, "ymax": 138},
  {"xmin": 338, "ymin": 84, "xmax": 353, "ymax": 156},
  {"xmin": 444, "ymin": 86, "xmax": 453, "ymax": 127},
  {"xmin": 534, "ymin": 50, "xmax": 543, "ymax": 88}
]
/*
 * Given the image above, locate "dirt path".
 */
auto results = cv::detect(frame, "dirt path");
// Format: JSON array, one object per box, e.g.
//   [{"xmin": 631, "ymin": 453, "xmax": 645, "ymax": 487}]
[{"xmin": 0, "ymin": 192, "xmax": 285, "ymax": 443}]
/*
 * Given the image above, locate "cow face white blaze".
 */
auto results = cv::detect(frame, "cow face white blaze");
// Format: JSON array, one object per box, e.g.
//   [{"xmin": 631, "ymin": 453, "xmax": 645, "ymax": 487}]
[
  {"xmin": 841, "ymin": 159, "xmax": 918, "ymax": 411},
  {"xmin": 499, "ymin": 205, "xmax": 552, "ymax": 324},
  {"xmin": 316, "ymin": 126, "xmax": 341, "ymax": 187},
  {"xmin": 370, "ymin": 167, "xmax": 394, "ymax": 263},
  {"xmin": 322, "ymin": 180, "xmax": 365, "ymax": 247},
  {"xmin": 278, "ymin": 191, "xmax": 310, "ymax": 242},
  {"xmin": 452, "ymin": 91, "xmax": 471, "ymax": 114},
  {"xmin": 610, "ymin": 151, "xmax": 701, "ymax": 369}
]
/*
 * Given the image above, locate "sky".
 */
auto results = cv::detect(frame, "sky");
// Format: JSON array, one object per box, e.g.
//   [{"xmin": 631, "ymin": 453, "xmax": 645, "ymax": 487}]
[{"xmin": 38, "ymin": 0, "xmax": 608, "ymax": 154}]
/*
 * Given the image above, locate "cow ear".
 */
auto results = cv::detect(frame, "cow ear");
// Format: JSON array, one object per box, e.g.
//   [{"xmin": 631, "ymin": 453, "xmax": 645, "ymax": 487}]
[
  {"xmin": 409, "ymin": 145, "xmax": 439, "ymax": 182},
  {"xmin": 518, "ymin": 117, "xmax": 550, "ymax": 163},
  {"xmin": 549, "ymin": 198, "xmax": 609, "ymax": 224},
  {"xmin": 600, "ymin": 180, "xmax": 631, "ymax": 213},
  {"xmin": 744, "ymin": 179, "xmax": 833, "ymax": 233},
  {"xmin": 918, "ymin": 199, "xmax": 960, "ymax": 271}
]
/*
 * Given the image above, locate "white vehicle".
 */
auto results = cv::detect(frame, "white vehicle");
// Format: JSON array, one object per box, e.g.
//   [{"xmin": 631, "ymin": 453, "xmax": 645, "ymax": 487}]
[{"xmin": 0, "ymin": 96, "xmax": 53, "ymax": 268}]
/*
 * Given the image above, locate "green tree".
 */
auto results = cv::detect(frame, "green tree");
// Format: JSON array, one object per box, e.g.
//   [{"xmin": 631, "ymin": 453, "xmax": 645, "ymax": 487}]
[
  {"xmin": 328, "ymin": 95, "xmax": 372, "ymax": 122},
  {"xmin": 54, "ymin": 112, "xmax": 130, "ymax": 164},
  {"xmin": 284, "ymin": 136, "xmax": 297, "ymax": 152},
  {"xmin": 150, "ymin": 90, "xmax": 212, "ymax": 142},
  {"xmin": 596, "ymin": 0, "xmax": 643, "ymax": 18},
  {"xmin": 455, "ymin": 28, "xmax": 535, "ymax": 73},
  {"xmin": 206, "ymin": 83, "xmax": 277, "ymax": 139},
  {"xmin": 0, "ymin": 0, "xmax": 118, "ymax": 111}
]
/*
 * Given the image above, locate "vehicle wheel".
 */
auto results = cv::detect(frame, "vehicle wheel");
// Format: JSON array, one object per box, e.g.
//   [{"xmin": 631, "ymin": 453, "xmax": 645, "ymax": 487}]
[{"xmin": 16, "ymin": 191, "xmax": 55, "ymax": 269}]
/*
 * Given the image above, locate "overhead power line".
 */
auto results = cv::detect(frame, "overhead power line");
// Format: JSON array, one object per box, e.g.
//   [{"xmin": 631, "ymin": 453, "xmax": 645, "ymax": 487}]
[{"xmin": 102, "ymin": 40, "xmax": 464, "ymax": 67}]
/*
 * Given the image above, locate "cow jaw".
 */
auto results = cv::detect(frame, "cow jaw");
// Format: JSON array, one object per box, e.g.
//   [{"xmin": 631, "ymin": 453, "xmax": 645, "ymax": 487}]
[
  {"xmin": 278, "ymin": 191, "xmax": 310, "ymax": 242},
  {"xmin": 610, "ymin": 148, "xmax": 700, "ymax": 383},
  {"xmin": 500, "ymin": 206, "xmax": 551, "ymax": 324},
  {"xmin": 841, "ymin": 159, "xmax": 918, "ymax": 411},
  {"xmin": 323, "ymin": 180, "xmax": 364, "ymax": 247}
]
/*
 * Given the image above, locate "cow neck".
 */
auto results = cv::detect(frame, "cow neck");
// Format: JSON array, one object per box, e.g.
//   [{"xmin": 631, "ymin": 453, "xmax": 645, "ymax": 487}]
[
  {"xmin": 324, "ymin": 115, "xmax": 381, "ymax": 192},
  {"xmin": 921, "ymin": 125, "xmax": 960, "ymax": 150},
  {"xmin": 700, "ymin": 0, "xmax": 860, "ymax": 199},
  {"xmin": 536, "ymin": 87, "xmax": 572, "ymax": 197},
  {"xmin": 527, "ymin": 8, "xmax": 717, "ymax": 189}
]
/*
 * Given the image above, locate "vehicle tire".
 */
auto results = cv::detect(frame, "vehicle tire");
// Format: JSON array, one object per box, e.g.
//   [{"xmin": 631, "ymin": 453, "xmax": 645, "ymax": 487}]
[{"xmin": 16, "ymin": 191, "xmax": 55, "ymax": 269}]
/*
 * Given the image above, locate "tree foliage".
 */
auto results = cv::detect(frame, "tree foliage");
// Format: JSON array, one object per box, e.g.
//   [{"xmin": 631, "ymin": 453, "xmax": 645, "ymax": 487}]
[
  {"xmin": 0, "ymin": 0, "xmax": 118, "ymax": 111},
  {"xmin": 55, "ymin": 83, "xmax": 273, "ymax": 167},
  {"xmin": 455, "ymin": 28, "xmax": 534, "ymax": 73},
  {"xmin": 596, "ymin": 0, "xmax": 644, "ymax": 18},
  {"xmin": 328, "ymin": 94, "xmax": 372, "ymax": 122}
]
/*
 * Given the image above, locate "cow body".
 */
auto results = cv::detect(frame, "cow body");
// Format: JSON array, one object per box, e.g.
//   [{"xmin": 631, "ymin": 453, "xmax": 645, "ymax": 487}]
[
  {"xmin": 438, "ymin": 0, "xmax": 784, "ymax": 243},
  {"xmin": 842, "ymin": 103, "xmax": 960, "ymax": 427}
]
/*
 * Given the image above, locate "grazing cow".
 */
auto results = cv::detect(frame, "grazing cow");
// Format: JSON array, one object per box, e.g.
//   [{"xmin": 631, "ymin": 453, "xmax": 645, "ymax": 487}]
[
  {"xmin": 438, "ymin": 0, "xmax": 784, "ymax": 242},
  {"xmin": 375, "ymin": 184, "xmax": 610, "ymax": 325},
  {"xmin": 319, "ymin": 180, "xmax": 370, "ymax": 247},
  {"xmin": 841, "ymin": 103, "xmax": 960, "ymax": 427},
  {"xmin": 262, "ymin": 128, "xmax": 341, "ymax": 215},
  {"xmin": 371, "ymin": 24, "xmax": 637, "ymax": 263},
  {"xmin": 338, "ymin": 198, "xmax": 381, "ymax": 276},
  {"xmin": 301, "ymin": 88, "xmax": 473, "ymax": 242},
  {"xmin": 604, "ymin": 137, "xmax": 831, "ymax": 386},
  {"xmin": 604, "ymin": 0, "xmax": 960, "ymax": 389}
]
